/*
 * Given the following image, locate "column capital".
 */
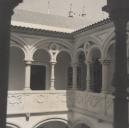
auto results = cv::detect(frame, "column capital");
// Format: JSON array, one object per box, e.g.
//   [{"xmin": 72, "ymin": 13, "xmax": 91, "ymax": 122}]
[
  {"xmin": 85, "ymin": 60, "xmax": 92, "ymax": 64},
  {"xmin": 24, "ymin": 60, "xmax": 33, "ymax": 65},
  {"xmin": 50, "ymin": 61, "xmax": 57, "ymax": 65},
  {"xmin": 99, "ymin": 59, "xmax": 111, "ymax": 65},
  {"xmin": 71, "ymin": 62, "xmax": 78, "ymax": 67}
]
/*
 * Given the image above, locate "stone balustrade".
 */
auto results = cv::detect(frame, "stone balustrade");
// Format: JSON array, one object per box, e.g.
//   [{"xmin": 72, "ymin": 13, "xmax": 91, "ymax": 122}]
[
  {"xmin": 7, "ymin": 90, "xmax": 116, "ymax": 123},
  {"xmin": 7, "ymin": 90, "xmax": 67, "ymax": 115},
  {"xmin": 67, "ymin": 90, "xmax": 114, "ymax": 122}
]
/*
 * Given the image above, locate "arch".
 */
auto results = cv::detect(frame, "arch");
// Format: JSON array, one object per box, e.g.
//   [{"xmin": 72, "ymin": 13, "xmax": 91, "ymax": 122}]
[
  {"xmin": 6, "ymin": 122, "xmax": 21, "ymax": 128},
  {"xmin": 32, "ymin": 49, "xmax": 51, "ymax": 90},
  {"xmin": 57, "ymin": 49, "xmax": 72, "ymax": 62},
  {"xmin": 10, "ymin": 34, "xmax": 28, "ymax": 59},
  {"xmin": 73, "ymin": 48, "xmax": 85, "ymax": 63},
  {"xmin": 73, "ymin": 119, "xmax": 95, "ymax": 128},
  {"xmin": 103, "ymin": 40, "xmax": 115, "ymax": 59},
  {"xmin": 75, "ymin": 51, "xmax": 87, "ymax": 90},
  {"xmin": 102, "ymin": 31, "xmax": 115, "ymax": 59},
  {"xmin": 75, "ymin": 36, "xmax": 101, "ymax": 49},
  {"xmin": 33, "ymin": 118, "xmax": 71, "ymax": 128},
  {"xmin": 105, "ymin": 43, "xmax": 115, "ymax": 93},
  {"xmin": 33, "ymin": 48, "xmax": 51, "ymax": 61},
  {"xmin": 87, "ymin": 45, "xmax": 102, "ymax": 61},
  {"xmin": 32, "ymin": 38, "xmax": 73, "ymax": 53},
  {"xmin": 86, "ymin": 45, "xmax": 102, "ymax": 93},
  {"xmin": 55, "ymin": 51, "xmax": 72, "ymax": 90}
]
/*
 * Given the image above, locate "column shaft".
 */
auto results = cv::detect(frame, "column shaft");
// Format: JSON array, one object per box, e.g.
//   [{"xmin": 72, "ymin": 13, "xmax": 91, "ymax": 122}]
[
  {"xmin": 100, "ymin": 60, "xmax": 111, "ymax": 93},
  {"xmin": 86, "ymin": 61, "xmax": 91, "ymax": 91},
  {"xmin": 72, "ymin": 64, "xmax": 77, "ymax": 90},
  {"xmin": 25, "ymin": 61, "xmax": 32, "ymax": 90},
  {"xmin": 50, "ymin": 62, "xmax": 56, "ymax": 90}
]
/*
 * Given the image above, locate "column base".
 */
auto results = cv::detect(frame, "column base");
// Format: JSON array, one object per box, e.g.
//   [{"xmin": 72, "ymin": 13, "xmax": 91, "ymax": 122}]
[
  {"xmin": 50, "ymin": 86, "xmax": 55, "ymax": 90},
  {"xmin": 24, "ymin": 88, "xmax": 31, "ymax": 91},
  {"xmin": 101, "ymin": 89, "xmax": 112, "ymax": 94}
]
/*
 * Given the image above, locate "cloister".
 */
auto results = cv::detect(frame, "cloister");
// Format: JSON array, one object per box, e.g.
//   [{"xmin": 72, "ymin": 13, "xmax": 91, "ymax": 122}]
[
  {"xmin": 0, "ymin": 0, "xmax": 129, "ymax": 128},
  {"xmin": 6, "ymin": 14, "xmax": 129, "ymax": 128},
  {"xmin": 9, "ymin": 29, "xmax": 118, "ymax": 93}
]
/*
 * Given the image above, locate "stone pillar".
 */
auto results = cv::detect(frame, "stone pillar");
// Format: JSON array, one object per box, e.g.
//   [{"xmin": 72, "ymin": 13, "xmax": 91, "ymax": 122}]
[
  {"xmin": 86, "ymin": 60, "xmax": 92, "ymax": 91},
  {"xmin": 103, "ymin": 1, "xmax": 129, "ymax": 128},
  {"xmin": 0, "ymin": 0, "xmax": 22, "ymax": 127},
  {"xmin": 49, "ymin": 48, "xmax": 59, "ymax": 90},
  {"xmin": 72, "ymin": 63, "xmax": 78, "ymax": 90},
  {"xmin": 50, "ymin": 62, "xmax": 56, "ymax": 90},
  {"xmin": 100, "ymin": 59, "xmax": 111, "ymax": 93},
  {"xmin": 24, "ymin": 60, "xmax": 32, "ymax": 90}
]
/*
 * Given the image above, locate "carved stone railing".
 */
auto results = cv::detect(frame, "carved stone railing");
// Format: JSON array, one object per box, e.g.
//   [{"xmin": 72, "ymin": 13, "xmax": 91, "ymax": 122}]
[
  {"xmin": 7, "ymin": 90, "xmax": 67, "ymax": 114},
  {"xmin": 67, "ymin": 90, "xmax": 114, "ymax": 122}
]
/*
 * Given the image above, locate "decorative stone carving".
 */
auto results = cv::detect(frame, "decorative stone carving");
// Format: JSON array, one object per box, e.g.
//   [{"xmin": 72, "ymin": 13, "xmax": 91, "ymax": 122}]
[
  {"xmin": 8, "ymin": 94, "xmax": 23, "ymax": 105},
  {"xmin": 35, "ymin": 94, "xmax": 49, "ymax": 104}
]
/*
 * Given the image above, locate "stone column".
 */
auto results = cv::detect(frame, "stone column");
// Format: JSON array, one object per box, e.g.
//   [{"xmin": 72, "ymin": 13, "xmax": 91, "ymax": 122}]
[
  {"xmin": 49, "ymin": 48, "xmax": 59, "ymax": 90},
  {"xmin": 72, "ymin": 63, "xmax": 78, "ymax": 90},
  {"xmin": 86, "ymin": 60, "xmax": 92, "ymax": 91},
  {"xmin": 103, "ymin": 1, "xmax": 129, "ymax": 128},
  {"xmin": 100, "ymin": 59, "xmax": 111, "ymax": 93},
  {"xmin": 24, "ymin": 60, "xmax": 32, "ymax": 90},
  {"xmin": 0, "ymin": 0, "xmax": 22, "ymax": 127},
  {"xmin": 50, "ymin": 62, "xmax": 56, "ymax": 90}
]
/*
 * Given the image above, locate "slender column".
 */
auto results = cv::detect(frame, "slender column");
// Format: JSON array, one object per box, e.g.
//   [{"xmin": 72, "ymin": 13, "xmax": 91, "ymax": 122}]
[
  {"xmin": 0, "ymin": 0, "xmax": 22, "ymax": 127},
  {"xmin": 100, "ymin": 59, "xmax": 111, "ymax": 93},
  {"xmin": 50, "ymin": 62, "xmax": 56, "ymax": 90},
  {"xmin": 86, "ymin": 60, "xmax": 92, "ymax": 91},
  {"xmin": 24, "ymin": 61, "xmax": 32, "ymax": 90},
  {"xmin": 72, "ymin": 63, "xmax": 78, "ymax": 90},
  {"xmin": 103, "ymin": 1, "xmax": 129, "ymax": 128}
]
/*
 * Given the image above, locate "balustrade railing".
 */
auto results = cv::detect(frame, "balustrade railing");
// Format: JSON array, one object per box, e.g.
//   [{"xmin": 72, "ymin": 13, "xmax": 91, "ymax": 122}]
[{"xmin": 7, "ymin": 90, "xmax": 67, "ymax": 114}]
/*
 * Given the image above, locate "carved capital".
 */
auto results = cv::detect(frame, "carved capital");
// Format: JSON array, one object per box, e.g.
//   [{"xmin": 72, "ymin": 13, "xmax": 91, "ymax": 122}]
[
  {"xmin": 71, "ymin": 62, "xmax": 78, "ymax": 67},
  {"xmin": 99, "ymin": 59, "xmax": 111, "ymax": 65},
  {"xmin": 24, "ymin": 60, "xmax": 33, "ymax": 65},
  {"xmin": 85, "ymin": 59, "xmax": 92, "ymax": 64}
]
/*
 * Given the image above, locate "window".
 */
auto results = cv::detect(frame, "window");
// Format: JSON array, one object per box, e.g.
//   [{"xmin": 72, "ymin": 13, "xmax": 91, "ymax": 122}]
[{"xmin": 30, "ymin": 65, "xmax": 46, "ymax": 90}]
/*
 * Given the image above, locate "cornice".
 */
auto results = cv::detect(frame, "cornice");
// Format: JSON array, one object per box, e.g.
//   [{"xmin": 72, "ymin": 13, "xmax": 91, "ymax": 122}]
[
  {"xmin": 72, "ymin": 18, "xmax": 112, "ymax": 36},
  {"xmin": 11, "ymin": 25, "xmax": 74, "ymax": 40},
  {"xmin": 11, "ymin": 18, "xmax": 115, "ymax": 40}
]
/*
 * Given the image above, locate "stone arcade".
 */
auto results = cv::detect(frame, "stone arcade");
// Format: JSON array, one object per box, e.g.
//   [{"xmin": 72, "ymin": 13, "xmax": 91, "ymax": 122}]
[{"xmin": 1, "ymin": 1, "xmax": 129, "ymax": 128}]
